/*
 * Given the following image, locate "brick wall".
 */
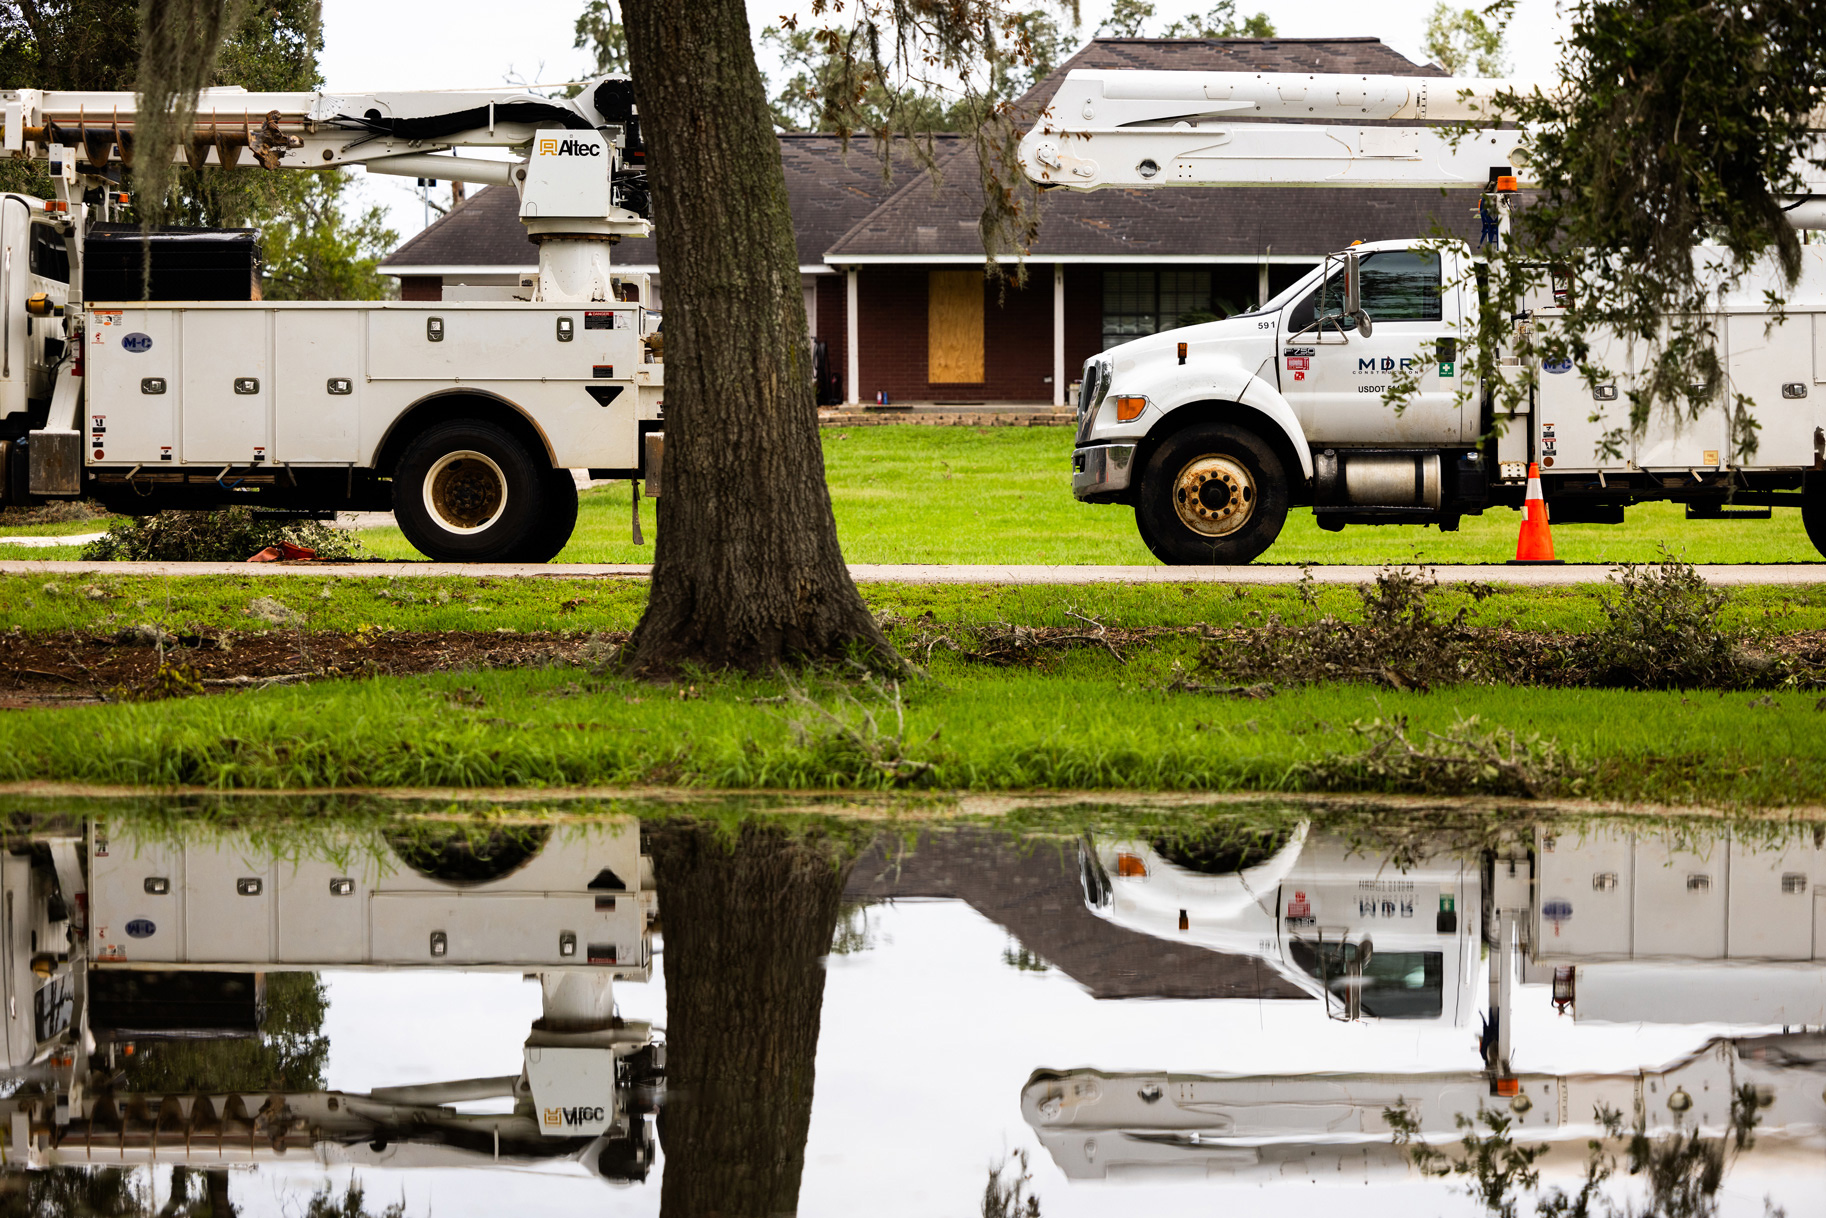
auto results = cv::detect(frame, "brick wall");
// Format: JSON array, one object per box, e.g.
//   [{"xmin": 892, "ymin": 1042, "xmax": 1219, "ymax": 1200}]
[
  {"xmin": 820, "ymin": 263, "xmax": 1269, "ymax": 404},
  {"xmin": 399, "ymin": 276, "xmax": 442, "ymax": 301}
]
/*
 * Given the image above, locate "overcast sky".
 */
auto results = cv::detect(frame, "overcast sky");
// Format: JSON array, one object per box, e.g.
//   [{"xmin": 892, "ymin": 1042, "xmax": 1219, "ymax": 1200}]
[{"xmin": 317, "ymin": 0, "xmax": 1575, "ymax": 243}]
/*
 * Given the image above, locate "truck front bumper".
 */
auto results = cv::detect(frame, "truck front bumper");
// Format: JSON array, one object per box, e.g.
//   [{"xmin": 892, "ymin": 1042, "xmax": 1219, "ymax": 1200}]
[{"xmin": 1072, "ymin": 443, "xmax": 1138, "ymax": 501}]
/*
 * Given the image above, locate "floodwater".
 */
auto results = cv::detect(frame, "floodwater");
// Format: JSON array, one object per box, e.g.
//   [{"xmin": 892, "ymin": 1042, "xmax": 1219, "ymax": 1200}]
[{"xmin": 1, "ymin": 796, "xmax": 1823, "ymax": 1217}]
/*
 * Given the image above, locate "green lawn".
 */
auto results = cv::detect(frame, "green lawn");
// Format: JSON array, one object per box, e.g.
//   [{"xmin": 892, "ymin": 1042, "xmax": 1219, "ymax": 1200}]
[
  {"xmin": 5, "ymin": 428, "xmax": 1817, "ymax": 565},
  {"xmin": 347, "ymin": 427, "xmax": 1824, "ymax": 566},
  {"xmin": 3, "ymin": 660, "xmax": 1820, "ymax": 807}
]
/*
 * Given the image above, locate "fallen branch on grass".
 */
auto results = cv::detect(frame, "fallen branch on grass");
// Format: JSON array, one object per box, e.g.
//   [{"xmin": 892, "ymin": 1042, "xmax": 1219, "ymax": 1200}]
[{"xmin": 1295, "ymin": 714, "xmax": 1586, "ymax": 800}]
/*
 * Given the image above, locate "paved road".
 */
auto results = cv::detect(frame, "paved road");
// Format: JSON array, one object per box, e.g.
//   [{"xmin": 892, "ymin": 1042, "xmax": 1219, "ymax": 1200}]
[{"xmin": 2, "ymin": 560, "xmax": 1821, "ymax": 585}]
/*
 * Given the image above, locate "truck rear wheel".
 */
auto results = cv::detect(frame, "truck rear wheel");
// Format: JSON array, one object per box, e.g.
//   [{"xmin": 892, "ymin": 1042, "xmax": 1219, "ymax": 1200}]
[
  {"xmin": 1805, "ymin": 476, "xmax": 1826, "ymax": 561},
  {"xmin": 1134, "ymin": 423, "xmax": 1289, "ymax": 564},
  {"xmin": 392, "ymin": 420, "xmax": 564, "ymax": 562}
]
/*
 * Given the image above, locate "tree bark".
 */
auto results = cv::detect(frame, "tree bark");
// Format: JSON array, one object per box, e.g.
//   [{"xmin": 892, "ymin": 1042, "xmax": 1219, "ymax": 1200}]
[
  {"xmin": 619, "ymin": 0, "xmax": 896, "ymax": 674},
  {"xmin": 649, "ymin": 820, "xmax": 860, "ymax": 1218}
]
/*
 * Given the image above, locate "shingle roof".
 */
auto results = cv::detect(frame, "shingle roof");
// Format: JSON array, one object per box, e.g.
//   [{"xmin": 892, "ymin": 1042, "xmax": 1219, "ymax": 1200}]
[
  {"xmin": 383, "ymin": 133, "xmax": 942, "ymax": 271},
  {"xmin": 825, "ymin": 142, "xmax": 1485, "ymax": 259},
  {"xmin": 381, "ymin": 184, "xmax": 532, "ymax": 269}
]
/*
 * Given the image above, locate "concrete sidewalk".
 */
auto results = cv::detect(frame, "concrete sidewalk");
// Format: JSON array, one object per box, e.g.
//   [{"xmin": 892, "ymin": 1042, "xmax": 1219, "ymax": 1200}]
[{"xmin": 2, "ymin": 560, "xmax": 1821, "ymax": 585}]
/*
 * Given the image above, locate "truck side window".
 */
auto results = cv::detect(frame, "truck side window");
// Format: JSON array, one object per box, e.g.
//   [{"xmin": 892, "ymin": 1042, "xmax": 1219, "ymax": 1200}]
[
  {"xmin": 1359, "ymin": 249, "xmax": 1442, "ymax": 321},
  {"xmin": 29, "ymin": 225, "xmax": 69, "ymax": 283}
]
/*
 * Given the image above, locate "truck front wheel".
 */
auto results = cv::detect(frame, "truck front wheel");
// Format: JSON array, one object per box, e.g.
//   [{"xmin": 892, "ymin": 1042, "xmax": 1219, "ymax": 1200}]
[
  {"xmin": 393, "ymin": 421, "xmax": 564, "ymax": 562},
  {"xmin": 1134, "ymin": 423, "xmax": 1289, "ymax": 565}
]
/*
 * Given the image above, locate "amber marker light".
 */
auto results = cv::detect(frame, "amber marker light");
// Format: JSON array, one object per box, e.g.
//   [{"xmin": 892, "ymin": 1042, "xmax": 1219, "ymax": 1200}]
[
  {"xmin": 1495, "ymin": 175, "xmax": 1519, "ymax": 193},
  {"xmin": 1116, "ymin": 853, "xmax": 1148, "ymax": 877},
  {"xmin": 1115, "ymin": 395, "xmax": 1147, "ymax": 422}
]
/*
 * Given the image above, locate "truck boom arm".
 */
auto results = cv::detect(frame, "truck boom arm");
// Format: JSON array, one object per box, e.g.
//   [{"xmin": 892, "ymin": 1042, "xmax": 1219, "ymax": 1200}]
[{"xmin": 1019, "ymin": 69, "xmax": 1826, "ymax": 219}]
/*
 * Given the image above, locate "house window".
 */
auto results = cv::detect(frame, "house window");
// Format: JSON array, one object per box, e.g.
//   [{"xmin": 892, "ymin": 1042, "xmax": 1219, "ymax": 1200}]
[{"xmin": 1101, "ymin": 270, "xmax": 1213, "ymax": 349}]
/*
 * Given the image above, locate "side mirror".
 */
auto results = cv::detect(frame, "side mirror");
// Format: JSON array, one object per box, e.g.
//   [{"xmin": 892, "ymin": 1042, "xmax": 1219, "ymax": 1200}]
[{"xmin": 1342, "ymin": 251, "xmax": 1373, "ymax": 338}]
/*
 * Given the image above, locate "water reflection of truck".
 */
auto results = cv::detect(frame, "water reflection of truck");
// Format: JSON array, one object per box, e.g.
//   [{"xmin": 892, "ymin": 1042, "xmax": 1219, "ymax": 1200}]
[
  {"xmin": 1080, "ymin": 825, "xmax": 1482, "ymax": 1026},
  {"xmin": 0, "ymin": 820, "xmax": 666, "ymax": 1182},
  {"xmin": 1522, "ymin": 824, "xmax": 1826, "ymax": 1025},
  {"xmin": 1083, "ymin": 823, "xmax": 1826, "ymax": 1027},
  {"xmin": 1022, "ymin": 1033, "xmax": 1826, "ymax": 1181},
  {"xmin": 1050, "ymin": 822, "xmax": 1826, "ymax": 1185}
]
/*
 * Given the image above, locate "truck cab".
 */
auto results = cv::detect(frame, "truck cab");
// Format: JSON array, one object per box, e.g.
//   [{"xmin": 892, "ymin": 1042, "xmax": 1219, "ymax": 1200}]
[
  {"xmin": 1081, "ymin": 825, "xmax": 1481, "ymax": 1027},
  {"xmin": 1072, "ymin": 239, "xmax": 1489, "ymax": 563}
]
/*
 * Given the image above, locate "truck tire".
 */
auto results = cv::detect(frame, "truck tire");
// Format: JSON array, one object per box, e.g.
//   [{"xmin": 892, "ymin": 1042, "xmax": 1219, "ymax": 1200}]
[
  {"xmin": 392, "ymin": 420, "xmax": 558, "ymax": 562},
  {"xmin": 506, "ymin": 470, "xmax": 579, "ymax": 563},
  {"xmin": 1134, "ymin": 422, "xmax": 1289, "ymax": 564},
  {"xmin": 1805, "ymin": 476, "xmax": 1826, "ymax": 561}
]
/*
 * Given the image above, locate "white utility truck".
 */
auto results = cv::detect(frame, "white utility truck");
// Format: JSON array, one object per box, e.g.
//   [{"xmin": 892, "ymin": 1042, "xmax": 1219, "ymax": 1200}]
[
  {"xmin": 1021, "ymin": 70, "xmax": 1826, "ymax": 563},
  {"xmin": 1054, "ymin": 822, "xmax": 1826, "ymax": 1184},
  {"xmin": 0, "ymin": 78, "xmax": 661, "ymax": 561},
  {"xmin": 0, "ymin": 820, "xmax": 665, "ymax": 1182}
]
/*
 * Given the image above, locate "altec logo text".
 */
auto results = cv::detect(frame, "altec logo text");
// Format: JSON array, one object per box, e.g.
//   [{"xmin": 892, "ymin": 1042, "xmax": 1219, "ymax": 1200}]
[
  {"xmin": 539, "ymin": 138, "xmax": 603, "ymax": 157},
  {"xmin": 544, "ymin": 1105, "xmax": 607, "ymax": 1127}
]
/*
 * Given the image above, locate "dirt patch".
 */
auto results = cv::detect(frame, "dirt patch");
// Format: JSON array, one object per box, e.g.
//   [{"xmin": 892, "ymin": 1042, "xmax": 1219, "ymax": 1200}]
[{"xmin": 0, "ymin": 630, "xmax": 620, "ymax": 708}]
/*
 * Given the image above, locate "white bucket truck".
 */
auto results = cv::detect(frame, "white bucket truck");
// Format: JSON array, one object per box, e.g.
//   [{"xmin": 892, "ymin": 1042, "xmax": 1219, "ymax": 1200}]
[
  {"xmin": 0, "ymin": 819, "xmax": 665, "ymax": 1183},
  {"xmin": 0, "ymin": 77, "xmax": 662, "ymax": 561},
  {"xmin": 1021, "ymin": 70, "xmax": 1826, "ymax": 562}
]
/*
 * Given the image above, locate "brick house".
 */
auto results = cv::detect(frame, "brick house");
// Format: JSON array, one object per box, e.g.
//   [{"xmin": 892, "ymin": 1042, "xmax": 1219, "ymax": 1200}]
[{"xmin": 382, "ymin": 36, "xmax": 1483, "ymax": 406}]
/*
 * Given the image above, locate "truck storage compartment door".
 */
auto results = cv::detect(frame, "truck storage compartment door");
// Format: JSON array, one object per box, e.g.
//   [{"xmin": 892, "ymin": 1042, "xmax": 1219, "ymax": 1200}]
[
  {"xmin": 275, "ymin": 308, "xmax": 361, "ymax": 463},
  {"xmin": 1632, "ymin": 837, "xmax": 1726, "ymax": 959},
  {"xmin": 369, "ymin": 892, "xmax": 640, "ymax": 966},
  {"xmin": 180, "ymin": 309, "xmax": 270, "ymax": 465},
  {"xmin": 275, "ymin": 854, "xmax": 381, "ymax": 964},
  {"xmin": 90, "ymin": 831, "xmax": 186, "ymax": 964},
  {"xmin": 87, "ymin": 308, "xmax": 177, "ymax": 465},
  {"xmin": 1727, "ymin": 835, "xmax": 1820, "ymax": 959},
  {"xmin": 1533, "ymin": 826, "xmax": 1633, "ymax": 959},
  {"xmin": 1532, "ymin": 321, "xmax": 1633, "ymax": 473},
  {"xmin": 1633, "ymin": 319, "xmax": 1728, "ymax": 472},
  {"xmin": 181, "ymin": 842, "xmax": 274, "ymax": 963},
  {"xmin": 1720, "ymin": 311, "xmax": 1814, "ymax": 466}
]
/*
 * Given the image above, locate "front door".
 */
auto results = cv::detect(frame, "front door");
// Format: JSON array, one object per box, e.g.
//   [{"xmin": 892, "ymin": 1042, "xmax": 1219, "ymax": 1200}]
[{"xmin": 1278, "ymin": 248, "xmax": 1466, "ymax": 446}]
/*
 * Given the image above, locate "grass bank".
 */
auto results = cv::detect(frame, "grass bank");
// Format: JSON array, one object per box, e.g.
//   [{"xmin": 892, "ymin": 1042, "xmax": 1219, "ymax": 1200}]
[
  {"xmin": 6, "ymin": 571, "xmax": 1826, "ymax": 638},
  {"xmin": 2, "ymin": 660, "xmax": 1821, "ymax": 807}
]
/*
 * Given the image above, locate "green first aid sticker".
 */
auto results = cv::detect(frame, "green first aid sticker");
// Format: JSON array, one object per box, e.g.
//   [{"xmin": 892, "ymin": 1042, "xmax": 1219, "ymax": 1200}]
[{"xmin": 1439, "ymin": 361, "xmax": 1456, "ymax": 378}]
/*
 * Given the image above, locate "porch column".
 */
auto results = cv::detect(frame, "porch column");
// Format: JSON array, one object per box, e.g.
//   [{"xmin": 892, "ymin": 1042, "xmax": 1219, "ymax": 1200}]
[
  {"xmin": 845, "ymin": 267, "xmax": 860, "ymax": 406},
  {"xmin": 1052, "ymin": 263, "xmax": 1066, "ymax": 407},
  {"xmin": 1257, "ymin": 259, "xmax": 1270, "ymax": 309}
]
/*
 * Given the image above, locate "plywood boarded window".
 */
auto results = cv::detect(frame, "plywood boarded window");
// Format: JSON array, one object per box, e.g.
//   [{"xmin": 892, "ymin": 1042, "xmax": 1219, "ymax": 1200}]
[{"xmin": 928, "ymin": 271, "xmax": 984, "ymax": 382}]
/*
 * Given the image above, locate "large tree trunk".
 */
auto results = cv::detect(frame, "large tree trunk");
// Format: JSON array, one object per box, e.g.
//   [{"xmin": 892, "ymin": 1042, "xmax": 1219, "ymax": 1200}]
[
  {"xmin": 619, "ymin": 0, "xmax": 895, "ymax": 674},
  {"xmin": 649, "ymin": 820, "xmax": 859, "ymax": 1217}
]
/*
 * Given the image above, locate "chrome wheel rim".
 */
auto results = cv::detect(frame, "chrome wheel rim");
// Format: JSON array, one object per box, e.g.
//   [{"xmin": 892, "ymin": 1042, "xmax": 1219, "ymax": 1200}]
[
  {"xmin": 424, "ymin": 450, "xmax": 508, "ymax": 534},
  {"xmin": 1172, "ymin": 454, "xmax": 1255, "ymax": 537}
]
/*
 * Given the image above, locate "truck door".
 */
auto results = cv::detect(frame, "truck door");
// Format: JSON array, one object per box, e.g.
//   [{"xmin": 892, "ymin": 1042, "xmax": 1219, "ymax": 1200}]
[{"xmin": 1278, "ymin": 248, "xmax": 1464, "ymax": 445}]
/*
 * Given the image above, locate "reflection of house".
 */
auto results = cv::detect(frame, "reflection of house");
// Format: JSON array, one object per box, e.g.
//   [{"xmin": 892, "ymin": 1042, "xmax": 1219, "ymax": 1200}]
[
  {"xmin": 844, "ymin": 829, "xmax": 1306, "ymax": 1000},
  {"xmin": 383, "ymin": 38, "xmax": 1484, "ymax": 407}
]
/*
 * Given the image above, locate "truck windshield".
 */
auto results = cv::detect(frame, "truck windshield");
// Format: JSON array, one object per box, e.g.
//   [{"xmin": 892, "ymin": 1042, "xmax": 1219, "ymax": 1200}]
[{"xmin": 1289, "ymin": 941, "xmax": 1444, "ymax": 1019}]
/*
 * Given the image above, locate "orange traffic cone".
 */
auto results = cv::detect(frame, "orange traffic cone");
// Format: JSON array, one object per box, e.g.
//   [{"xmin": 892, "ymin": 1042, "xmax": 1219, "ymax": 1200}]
[{"xmin": 1509, "ymin": 462, "xmax": 1562, "ymax": 564}]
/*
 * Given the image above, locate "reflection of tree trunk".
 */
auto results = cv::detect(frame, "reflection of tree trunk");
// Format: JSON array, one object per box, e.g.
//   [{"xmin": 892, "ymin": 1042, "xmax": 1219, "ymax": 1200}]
[
  {"xmin": 204, "ymin": 1168, "xmax": 235, "ymax": 1217},
  {"xmin": 651, "ymin": 821, "xmax": 859, "ymax": 1218}
]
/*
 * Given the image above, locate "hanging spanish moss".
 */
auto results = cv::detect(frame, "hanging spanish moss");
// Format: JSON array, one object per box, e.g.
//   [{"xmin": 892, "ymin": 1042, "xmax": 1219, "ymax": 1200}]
[{"xmin": 132, "ymin": 0, "xmax": 247, "ymax": 233}]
